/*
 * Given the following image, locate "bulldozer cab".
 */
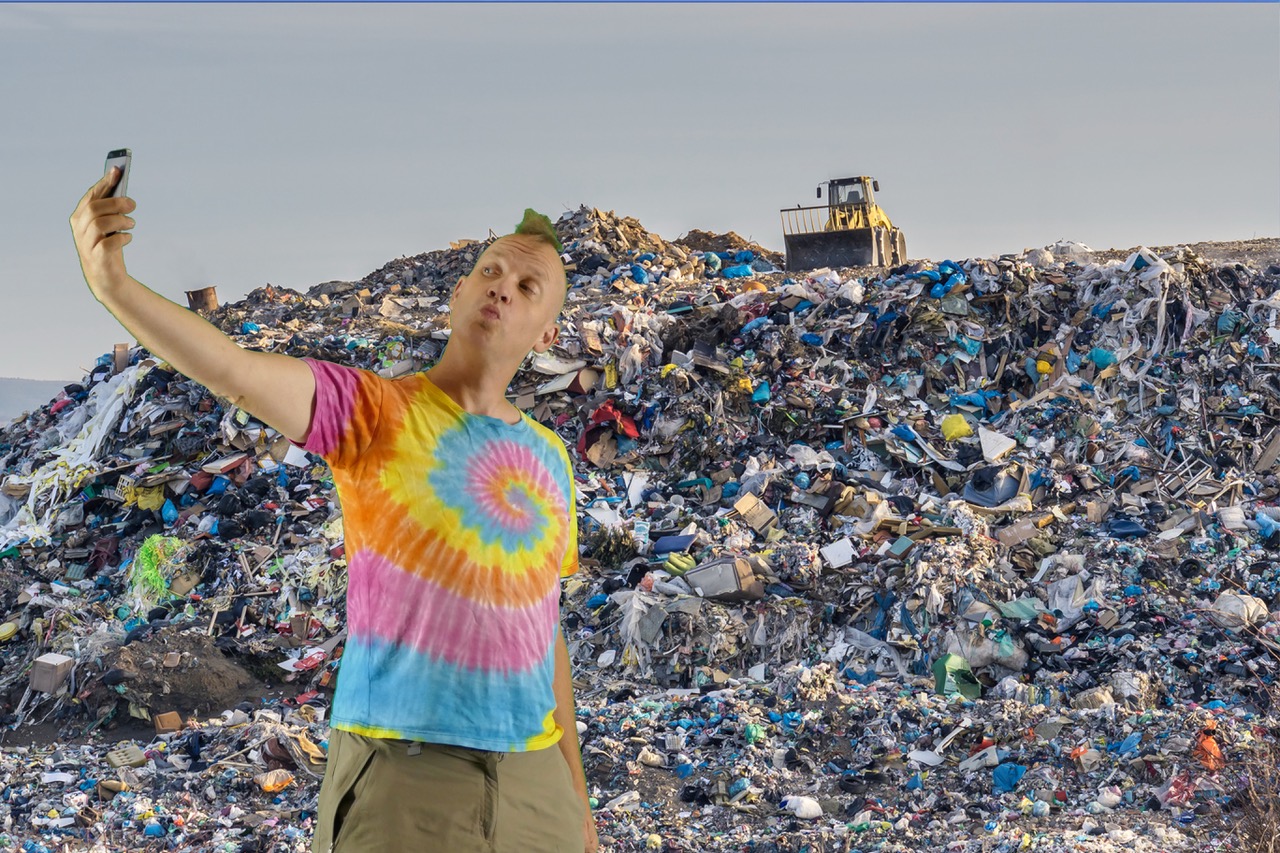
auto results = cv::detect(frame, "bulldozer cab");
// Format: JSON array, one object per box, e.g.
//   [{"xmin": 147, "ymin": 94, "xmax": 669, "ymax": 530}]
[
  {"xmin": 819, "ymin": 177, "xmax": 890, "ymax": 232},
  {"xmin": 781, "ymin": 175, "xmax": 905, "ymax": 270},
  {"xmin": 822, "ymin": 177, "xmax": 876, "ymax": 207}
]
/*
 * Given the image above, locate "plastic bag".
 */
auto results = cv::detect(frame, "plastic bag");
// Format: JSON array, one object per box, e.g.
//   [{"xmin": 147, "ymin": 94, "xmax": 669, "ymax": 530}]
[
  {"xmin": 253, "ymin": 769, "xmax": 295, "ymax": 793},
  {"xmin": 1088, "ymin": 347, "xmax": 1118, "ymax": 369},
  {"xmin": 1207, "ymin": 592, "xmax": 1269, "ymax": 629},
  {"xmin": 941, "ymin": 414, "xmax": 973, "ymax": 440},
  {"xmin": 993, "ymin": 763, "xmax": 1027, "ymax": 794}
]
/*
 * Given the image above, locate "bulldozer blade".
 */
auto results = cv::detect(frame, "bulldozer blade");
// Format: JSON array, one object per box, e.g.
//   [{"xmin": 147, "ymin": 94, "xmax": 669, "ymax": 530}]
[{"xmin": 784, "ymin": 228, "xmax": 879, "ymax": 271}]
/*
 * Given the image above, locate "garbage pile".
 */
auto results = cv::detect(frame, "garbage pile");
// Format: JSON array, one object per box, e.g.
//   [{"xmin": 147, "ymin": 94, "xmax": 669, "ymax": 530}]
[{"xmin": 0, "ymin": 210, "xmax": 1277, "ymax": 851}]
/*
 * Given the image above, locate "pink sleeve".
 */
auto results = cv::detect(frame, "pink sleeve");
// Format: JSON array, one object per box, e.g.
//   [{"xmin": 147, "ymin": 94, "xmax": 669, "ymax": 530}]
[{"xmin": 293, "ymin": 358, "xmax": 385, "ymax": 470}]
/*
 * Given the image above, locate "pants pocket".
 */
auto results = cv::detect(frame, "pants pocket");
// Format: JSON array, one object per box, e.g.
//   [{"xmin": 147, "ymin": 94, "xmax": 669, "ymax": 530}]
[
  {"xmin": 493, "ymin": 747, "xmax": 585, "ymax": 853},
  {"xmin": 313, "ymin": 732, "xmax": 378, "ymax": 853}
]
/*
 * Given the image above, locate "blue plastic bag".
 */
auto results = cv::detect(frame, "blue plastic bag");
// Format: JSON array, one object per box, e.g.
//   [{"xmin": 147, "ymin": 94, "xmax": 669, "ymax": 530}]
[
  {"xmin": 1218, "ymin": 309, "xmax": 1244, "ymax": 333},
  {"xmin": 949, "ymin": 390, "xmax": 1001, "ymax": 410},
  {"xmin": 1110, "ymin": 732, "xmax": 1142, "ymax": 756},
  {"xmin": 721, "ymin": 264, "xmax": 753, "ymax": 279},
  {"xmin": 890, "ymin": 424, "xmax": 919, "ymax": 442},
  {"xmin": 1116, "ymin": 465, "xmax": 1142, "ymax": 483},
  {"xmin": 1256, "ymin": 512, "xmax": 1278, "ymax": 539},
  {"xmin": 954, "ymin": 335, "xmax": 981, "ymax": 357},
  {"xmin": 1107, "ymin": 518, "xmax": 1150, "ymax": 538},
  {"xmin": 1088, "ymin": 347, "xmax": 1118, "ymax": 369},
  {"xmin": 992, "ymin": 763, "xmax": 1027, "ymax": 794}
]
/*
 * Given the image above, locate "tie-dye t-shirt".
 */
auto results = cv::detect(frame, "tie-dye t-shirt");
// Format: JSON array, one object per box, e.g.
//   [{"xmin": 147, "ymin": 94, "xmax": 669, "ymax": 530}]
[{"xmin": 294, "ymin": 358, "xmax": 578, "ymax": 752}]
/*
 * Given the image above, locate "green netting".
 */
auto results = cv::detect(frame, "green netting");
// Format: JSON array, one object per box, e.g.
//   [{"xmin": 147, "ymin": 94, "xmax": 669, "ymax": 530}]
[{"xmin": 129, "ymin": 534, "xmax": 184, "ymax": 607}]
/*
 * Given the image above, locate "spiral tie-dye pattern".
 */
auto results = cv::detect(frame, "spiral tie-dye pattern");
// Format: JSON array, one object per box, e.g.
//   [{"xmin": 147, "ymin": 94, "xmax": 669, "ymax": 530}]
[{"xmin": 293, "ymin": 359, "xmax": 577, "ymax": 751}]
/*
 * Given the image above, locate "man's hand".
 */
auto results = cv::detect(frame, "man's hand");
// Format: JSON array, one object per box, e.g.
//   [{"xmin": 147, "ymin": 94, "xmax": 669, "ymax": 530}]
[
  {"xmin": 583, "ymin": 807, "xmax": 599, "ymax": 853},
  {"xmin": 65, "ymin": 167, "xmax": 317, "ymax": 443},
  {"xmin": 70, "ymin": 168, "xmax": 136, "ymax": 298}
]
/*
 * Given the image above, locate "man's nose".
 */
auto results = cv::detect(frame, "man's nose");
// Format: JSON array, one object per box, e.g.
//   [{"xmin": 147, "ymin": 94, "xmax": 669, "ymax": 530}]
[{"xmin": 487, "ymin": 275, "xmax": 514, "ymax": 302}]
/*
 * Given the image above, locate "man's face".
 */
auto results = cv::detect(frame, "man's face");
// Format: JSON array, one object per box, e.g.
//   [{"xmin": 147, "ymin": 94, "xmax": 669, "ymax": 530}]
[{"xmin": 450, "ymin": 235, "xmax": 565, "ymax": 363}]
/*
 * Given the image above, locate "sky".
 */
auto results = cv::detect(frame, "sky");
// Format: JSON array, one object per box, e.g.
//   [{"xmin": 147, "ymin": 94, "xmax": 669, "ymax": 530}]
[{"xmin": 3, "ymin": 2, "xmax": 1277, "ymax": 382}]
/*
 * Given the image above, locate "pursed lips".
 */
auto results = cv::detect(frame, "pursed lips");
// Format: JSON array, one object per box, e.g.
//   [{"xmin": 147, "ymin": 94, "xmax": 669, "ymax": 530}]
[{"xmin": 480, "ymin": 304, "xmax": 502, "ymax": 320}]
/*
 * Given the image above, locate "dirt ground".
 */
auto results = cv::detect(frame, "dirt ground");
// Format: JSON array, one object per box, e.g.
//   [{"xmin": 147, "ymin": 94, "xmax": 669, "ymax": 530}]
[
  {"xmin": 1, "ymin": 627, "xmax": 290, "ymax": 746},
  {"xmin": 100, "ymin": 628, "xmax": 269, "ymax": 719}
]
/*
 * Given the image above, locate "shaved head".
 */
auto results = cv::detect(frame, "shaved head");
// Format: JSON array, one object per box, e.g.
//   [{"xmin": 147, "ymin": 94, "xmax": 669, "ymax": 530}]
[
  {"xmin": 467, "ymin": 233, "xmax": 568, "ymax": 319},
  {"xmin": 472, "ymin": 233, "xmax": 568, "ymax": 311}
]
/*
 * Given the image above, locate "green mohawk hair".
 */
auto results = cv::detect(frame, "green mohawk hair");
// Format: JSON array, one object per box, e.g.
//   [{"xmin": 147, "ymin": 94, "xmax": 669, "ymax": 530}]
[{"xmin": 514, "ymin": 208, "xmax": 563, "ymax": 255}]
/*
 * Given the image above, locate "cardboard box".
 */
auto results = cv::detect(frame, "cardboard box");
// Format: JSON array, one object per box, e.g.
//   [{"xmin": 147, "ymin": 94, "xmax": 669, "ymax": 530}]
[
  {"xmin": 153, "ymin": 711, "xmax": 183, "ymax": 734},
  {"xmin": 732, "ymin": 493, "xmax": 777, "ymax": 534},
  {"xmin": 995, "ymin": 518, "xmax": 1039, "ymax": 548},
  {"xmin": 29, "ymin": 652, "xmax": 74, "ymax": 693}
]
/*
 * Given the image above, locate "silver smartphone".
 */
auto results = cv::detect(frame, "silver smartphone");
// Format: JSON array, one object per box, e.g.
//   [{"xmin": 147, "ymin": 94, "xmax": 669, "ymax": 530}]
[{"xmin": 105, "ymin": 148, "xmax": 131, "ymax": 198}]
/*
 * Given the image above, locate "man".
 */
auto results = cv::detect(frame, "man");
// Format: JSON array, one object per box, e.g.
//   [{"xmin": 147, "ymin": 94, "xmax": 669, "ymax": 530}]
[{"xmin": 70, "ymin": 167, "xmax": 599, "ymax": 853}]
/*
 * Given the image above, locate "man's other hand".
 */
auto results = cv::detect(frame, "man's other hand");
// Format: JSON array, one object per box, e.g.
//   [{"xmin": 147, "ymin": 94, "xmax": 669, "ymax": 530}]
[{"xmin": 583, "ymin": 808, "xmax": 599, "ymax": 853}]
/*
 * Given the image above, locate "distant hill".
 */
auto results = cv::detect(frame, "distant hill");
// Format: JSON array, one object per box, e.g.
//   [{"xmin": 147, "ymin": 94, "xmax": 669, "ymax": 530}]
[{"xmin": 0, "ymin": 377, "xmax": 72, "ymax": 425}]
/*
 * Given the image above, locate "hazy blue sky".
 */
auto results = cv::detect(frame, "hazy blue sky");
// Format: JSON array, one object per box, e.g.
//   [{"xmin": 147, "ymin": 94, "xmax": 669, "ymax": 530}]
[{"xmin": 3, "ymin": 3, "xmax": 1277, "ymax": 381}]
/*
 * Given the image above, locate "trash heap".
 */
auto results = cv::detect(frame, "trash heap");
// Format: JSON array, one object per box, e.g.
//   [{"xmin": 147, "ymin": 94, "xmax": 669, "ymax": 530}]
[{"xmin": 0, "ymin": 211, "xmax": 1277, "ymax": 851}]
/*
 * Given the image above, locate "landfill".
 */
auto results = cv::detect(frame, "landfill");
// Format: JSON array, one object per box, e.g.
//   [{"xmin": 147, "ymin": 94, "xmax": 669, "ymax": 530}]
[{"xmin": 0, "ymin": 209, "xmax": 1278, "ymax": 852}]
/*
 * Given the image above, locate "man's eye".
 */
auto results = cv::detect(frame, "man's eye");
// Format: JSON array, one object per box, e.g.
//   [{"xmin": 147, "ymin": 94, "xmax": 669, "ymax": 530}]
[{"xmin": 483, "ymin": 266, "xmax": 493, "ymax": 275}]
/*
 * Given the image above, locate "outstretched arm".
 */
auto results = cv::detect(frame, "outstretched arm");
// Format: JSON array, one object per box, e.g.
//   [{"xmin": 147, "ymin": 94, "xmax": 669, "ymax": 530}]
[{"xmin": 70, "ymin": 168, "xmax": 315, "ymax": 442}]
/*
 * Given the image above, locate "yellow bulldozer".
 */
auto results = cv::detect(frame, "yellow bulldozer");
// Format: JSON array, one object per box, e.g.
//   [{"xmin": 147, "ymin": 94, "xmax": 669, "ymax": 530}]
[{"xmin": 780, "ymin": 176, "xmax": 906, "ymax": 270}]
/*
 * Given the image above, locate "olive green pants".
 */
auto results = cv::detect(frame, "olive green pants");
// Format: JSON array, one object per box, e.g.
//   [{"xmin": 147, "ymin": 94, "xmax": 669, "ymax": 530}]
[{"xmin": 312, "ymin": 729, "xmax": 585, "ymax": 853}]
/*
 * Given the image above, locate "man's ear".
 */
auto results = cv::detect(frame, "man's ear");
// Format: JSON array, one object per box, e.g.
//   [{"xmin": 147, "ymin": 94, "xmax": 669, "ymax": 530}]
[{"xmin": 531, "ymin": 322, "xmax": 560, "ymax": 354}]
